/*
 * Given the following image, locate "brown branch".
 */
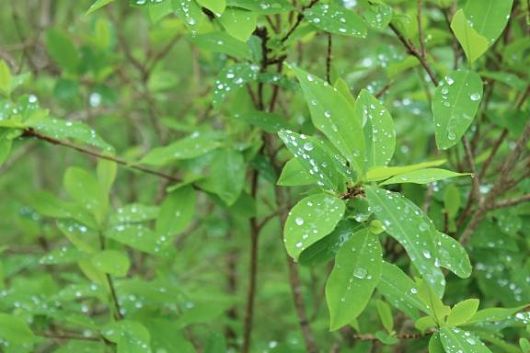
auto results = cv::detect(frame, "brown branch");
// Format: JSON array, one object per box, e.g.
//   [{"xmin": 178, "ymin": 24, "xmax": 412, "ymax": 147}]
[
  {"xmin": 38, "ymin": 332, "xmax": 102, "ymax": 342},
  {"xmin": 489, "ymin": 193, "xmax": 530, "ymax": 210},
  {"xmin": 460, "ymin": 121, "xmax": 530, "ymax": 244},
  {"xmin": 417, "ymin": 0, "xmax": 426, "ymax": 58},
  {"xmin": 21, "ymin": 129, "xmax": 182, "ymax": 183},
  {"xmin": 326, "ymin": 33, "xmax": 332, "ymax": 84},
  {"xmin": 389, "ymin": 23, "xmax": 439, "ymax": 86},
  {"xmin": 281, "ymin": 0, "xmax": 320, "ymax": 43}
]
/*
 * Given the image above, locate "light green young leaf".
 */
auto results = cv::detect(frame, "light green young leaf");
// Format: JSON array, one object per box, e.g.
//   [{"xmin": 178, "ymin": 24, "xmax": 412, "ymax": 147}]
[
  {"xmin": 277, "ymin": 158, "xmax": 314, "ymax": 186},
  {"xmin": 355, "ymin": 89, "xmax": 395, "ymax": 168},
  {"xmin": 196, "ymin": 0, "xmax": 226, "ymax": 15},
  {"xmin": 326, "ymin": 229, "xmax": 382, "ymax": 330},
  {"xmin": 0, "ymin": 60, "xmax": 12, "ymax": 97},
  {"xmin": 197, "ymin": 148, "xmax": 245, "ymax": 205},
  {"xmin": 467, "ymin": 306, "xmax": 526, "ymax": 325},
  {"xmin": 190, "ymin": 32, "xmax": 252, "ymax": 59},
  {"xmin": 278, "ymin": 129, "xmax": 348, "ymax": 191},
  {"xmin": 415, "ymin": 316, "xmax": 437, "ymax": 332},
  {"xmin": 45, "ymin": 29, "xmax": 80, "ymax": 73},
  {"xmin": 432, "ymin": 70, "xmax": 483, "ymax": 150},
  {"xmin": 366, "ymin": 159, "xmax": 446, "ymax": 181},
  {"xmin": 86, "ymin": 0, "xmax": 115, "ymax": 14},
  {"xmin": 376, "ymin": 300, "xmax": 394, "ymax": 333},
  {"xmin": 417, "ymin": 279, "xmax": 451, "ymax": 324},
  {"xmin": 436, "ymin": 231, "xmax": 472, "ymax": 278},
  {"xmin": 91, "ymin": 250, "xmax": 130, "ymax": 277},
  {"xmin": 219, "ymin": 8, "xmax": 257, "ymax": 41},
  {"xmin": 378, "ymin": 263, "xmax": 431, "ymax": 319},
  {"xmin": 464, "ymin": 0, "xmax": 514, "ymax": 44},
  {"xmin": 0, "ymin": 313, "xmax": 37, "ymax": 345},
  {"xmin": 450, "ymin": 10, "xmax": 489, "ymax": 63},
  {"xmin": 304, "ymin": 3, "xmax": 367, "ymax": 37},
  {"xmin": 379, "ymin": 168, "xmax": 470, "ymax": 186},
  {"xmin": 140, "ymin": 132, "xmax": 221, "ymax": 166},
  {"xmin": 365, "ymin": 186, "xmax": 445, "ymax": 297},
  {"xmin": 213, "ymin": 63, "xmax": 259, "ymax": 107},
  {"xmin": 446, "ymin": 299, "xmax": 480, "ymax": 327},
  {"xmin": 291, "ymin": 66, "xmax": 365, "ymax": 173},
  {"xmin": 156, "ymin": 186, "xmax": 196, "ymax": 237},
  {"xmin": 440, "ymin": 327, "xmax": 492, "ymax": 353},
  {"xmin": 284, "ymin": 193, "xmax": 345, "ymax": 260},
  {"xmin": 429, "ymin": 333, "xmax": 445, "ymax": 353}
]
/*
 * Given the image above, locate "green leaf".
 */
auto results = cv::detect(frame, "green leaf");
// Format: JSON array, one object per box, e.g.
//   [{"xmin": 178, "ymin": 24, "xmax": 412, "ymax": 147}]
[
  {"xmin": 366, "ymin": 159, "xmax": 446, "ymax": 181},
  {"xmin": 446, "ymin": 299, "xmax": 480, "ymax": 327},
  {"xmin": 45, "ymin": 29, "xmax": 80, "ymax": 73},
  {"xmin": 450, "ymin": 10, "xmax": 489, "ymax": 63},
  {"xmin": 110, "ymin": 204, "xmax": 159, "ymax": 224},
  {"xmin": 234, "ymin": 110, "xmax": 293, "ymax": 133},
  {"xmin": 0, "ymin": 313, "xmax": 37, "ymax": 345},
  {"xmin": 213, "ymin": 64, "xmax": 259, "ymax": 108},
  {"xmin": 432, "ymin": 70, "xmax": 483, "ymax": 150},
  {"xmin": 278, "ymin": 129, "xmax": 348, "ymax": 191},
  {"xmin": 277, "ymin": 158, "xmax": 314, "ymax": 186},
  {"xmin": 365, "ymin": 186, "xmax": 445, "ymax": 297},
  {"xmin": 197, "ymin": 148, "xmax": 245, "ymax": 205},
  {"xmin": 436, "ymin": 232, "xmax": 472, "ymax": 278},
  {"xmin": 378, "ymin": 262, "xmax": 431, "ymax": 319},
  {"xmin": 0, "ymin": 60, "xmax": 12, "ymax": 97},
  {"xmin": 291, "ymin": 66, "xmax": 365, "ymax": 173},
  {"xmin": 464, "ymin": 0, "xmax": 514, "ymax": 44},
  {"xmin": 429, "ymin": 333, "xmax": 445, "ymax": 353},
  {"xmin": 304, "ymin": 3, "xmax": 367, "ymax": 37},
  {"xmin": 417, "ymin": 279, "xmax": 451, "ymax": 324},
  {"xmin": 326, "ymin": 229, "xmax": 382, "ymax": 330},
  {"xmin": 97, "ymin": 159, "xmax": 117, "ymax": 196},
  {"xmin": 156, "ymin": 186, "xmax": 196, "ymax": 237},
  {"xmin": 379, "ymin": 168, "xmax": 470, "ymax": 186},
  {"xmin": 443, "ymin": 184, "xmax": 461, "ymax": 219},
  {"xmin": 173, "ymin": 0, "xmax": 213, "ymax": 34},
  {"xmin": 106, "ymin": 225, "xmax": 165, "ymax": 254},
  {"xmin": 86, "ymin": 0, "xmax": 115, "ymax": 14},
  {"xmin": 0, "ymin": 135, "xmax": 12, "ymax": 167},
  {"xmin": 64, "ymin": 167, "xmax": 107, "ymax": 223},
  {"xmin": 298, "ymin": 220, "xmax": 361, "ymax": 266},
  {"xmin": 140, "ymin": 132, "xmax": 221, "ymax": 166},
  {"xmin": 226, "ymin": 0, "xmax": 293, "ymax": 14},
  {"xmin": 32, "ymin": 118, "xmax": 114, "ymax": 152},
  {"xmin": 284, "ymin": 193, "xmax": 345, "ymax": 260},
  {"xmin": 415, "ymin": 316, "xmax": 437, "ymax": 332},
  {"xmin": 91, "ymin": 250, "xmax": 130, "ymax": 277},
  {"xmin": 467, "ymin": 306, "xmax": 525, "ymax": 325},
  {"xmin": 190, "ymin": 32, "xmax": 252, "ymax": 59},
  {"xmin": 355, "ymin": 89, "xmax": 395, "ymax": 168},
  {"xmin": 219, "ymin": 8, "xmax": 257, "ymax": 41},
  {"xmin": 376, "ymin": 300, "xmax": 393, "ymax": 333},
  {"xmin": 102, "ymin": 320, "xmax": 152, "ymax": 353},
  {"xmin": 440, "ymin": 327, "xmax": 492, "ymax": 353},
  {"xmin": 361, "ymin": 1, "xmax": 393, "ymax": 30},
  {"xmin": 196, "ymin": 0, "xmax": 226, "ymax": 15}
]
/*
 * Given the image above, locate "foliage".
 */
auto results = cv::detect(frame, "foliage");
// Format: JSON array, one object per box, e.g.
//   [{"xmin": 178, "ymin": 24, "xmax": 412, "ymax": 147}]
[{"xmin": 0, "ymin": 0, "xmax": 529, "ymax": 352}]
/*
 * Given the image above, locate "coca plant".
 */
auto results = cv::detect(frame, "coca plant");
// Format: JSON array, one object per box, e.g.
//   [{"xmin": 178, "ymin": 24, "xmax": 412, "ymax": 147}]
[{"xmin": 0, "ymin": 0, "xmax": 528, "ymax": 352}]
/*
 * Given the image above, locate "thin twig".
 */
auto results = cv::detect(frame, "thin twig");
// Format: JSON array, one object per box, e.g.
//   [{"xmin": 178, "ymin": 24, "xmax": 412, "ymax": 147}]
[
  {"xmin": 389, "ymin": 23, "xmax": 439, "ymax": 86},
  {"xmin": 326, "ymin": 33, "xmax": 332, "ymax": 84},
  {"xmin": 21, "ymin": 129, "xmax": 182, "ymax": 182}
]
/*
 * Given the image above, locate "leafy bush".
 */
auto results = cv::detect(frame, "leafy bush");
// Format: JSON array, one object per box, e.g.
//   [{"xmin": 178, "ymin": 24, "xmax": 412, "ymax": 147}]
[{"xmin": 0, "ymin": 0, "xmax": 529, "ymax": 352}]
